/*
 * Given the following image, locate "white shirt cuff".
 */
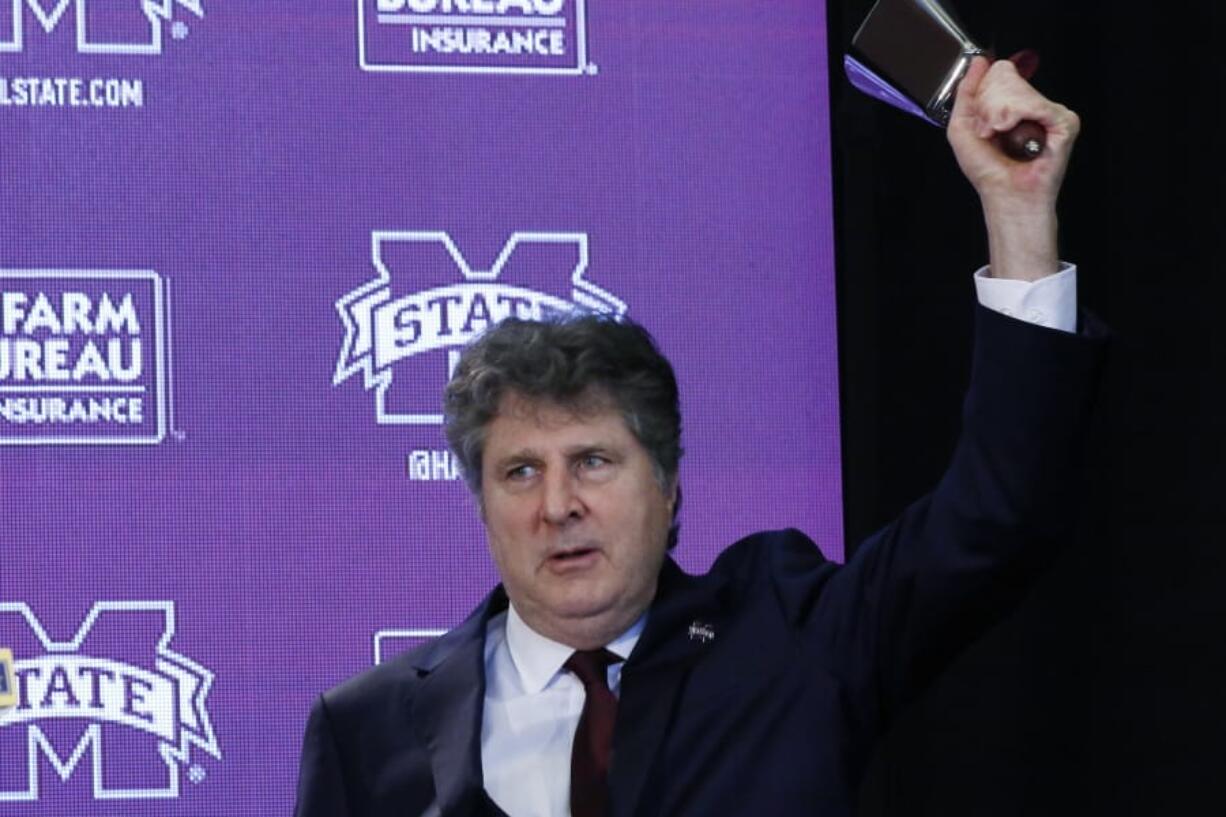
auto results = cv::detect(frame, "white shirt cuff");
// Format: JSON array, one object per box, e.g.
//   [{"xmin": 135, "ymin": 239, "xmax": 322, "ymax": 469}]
[{"xmin": 973, "ymin": 262, "xmax": 1078, "ymax": 333}]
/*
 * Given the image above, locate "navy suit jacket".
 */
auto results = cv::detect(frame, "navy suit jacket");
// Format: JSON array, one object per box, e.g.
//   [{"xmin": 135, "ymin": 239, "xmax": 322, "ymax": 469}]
[{"xmin": 295, "ymin": 307, "xmax": 1107, "ymax": 817}]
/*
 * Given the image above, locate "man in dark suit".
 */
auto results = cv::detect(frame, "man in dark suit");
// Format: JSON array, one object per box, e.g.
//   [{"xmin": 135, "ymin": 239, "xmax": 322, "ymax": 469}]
[{"xmin": 295, "ymin": 58, "xmax": 1102, "ymax": 817}]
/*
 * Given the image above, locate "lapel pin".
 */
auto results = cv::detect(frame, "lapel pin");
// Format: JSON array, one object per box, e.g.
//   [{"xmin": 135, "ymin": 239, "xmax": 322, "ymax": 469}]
[{"xmin": 687, "ymin": 621, "xmax": 715, "ymax": 644}]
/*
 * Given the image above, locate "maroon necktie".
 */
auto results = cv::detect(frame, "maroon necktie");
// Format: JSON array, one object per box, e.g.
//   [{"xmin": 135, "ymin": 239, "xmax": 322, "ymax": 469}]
[{"xmin": 565, "ymin": 649, "xmax": 621, "ymax": 817}]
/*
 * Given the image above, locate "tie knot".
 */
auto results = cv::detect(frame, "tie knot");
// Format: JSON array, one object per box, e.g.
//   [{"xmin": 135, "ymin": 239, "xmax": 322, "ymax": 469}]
[{"xmin": 564, "ymin": 649, "xmax": 621, "ymax": 690}]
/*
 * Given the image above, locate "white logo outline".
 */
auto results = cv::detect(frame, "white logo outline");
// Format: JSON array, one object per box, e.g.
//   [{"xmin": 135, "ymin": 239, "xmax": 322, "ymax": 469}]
[
  {"xmin": 0, "ymin": 268, "xmax": 172, "ymax": 446},
  {"xmin": 0, "ymin": 601, "xmax": 221, "ymax": 802},
  {"xmin": 372, "ymin": 628, "xmax": 447, "ymax": 665},
  {"xmin": 0, "ymin": 0, "xmax": 203, "ymax": 55},
  {"xmin": 356, "ymin": 0, "xmax": 588, "ymax": 75}
]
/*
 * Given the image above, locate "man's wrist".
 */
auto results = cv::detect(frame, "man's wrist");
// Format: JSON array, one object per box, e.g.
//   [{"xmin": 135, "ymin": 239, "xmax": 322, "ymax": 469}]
[{"xmin": 982, "ymin": 202, "xmax": 1060, "ymax": 281}]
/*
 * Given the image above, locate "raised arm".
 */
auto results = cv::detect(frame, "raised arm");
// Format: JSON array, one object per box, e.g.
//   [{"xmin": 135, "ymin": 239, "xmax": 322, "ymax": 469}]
[{"xmin": 806, "ymin": 57, "xmax": 1103, "ymax": 731}]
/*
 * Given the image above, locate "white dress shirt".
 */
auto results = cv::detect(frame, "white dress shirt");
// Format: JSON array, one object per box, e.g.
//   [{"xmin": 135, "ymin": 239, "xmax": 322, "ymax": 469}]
[
  {"xmin": 482, "ymin": 605, "xmax": 644, "ymax": 817},
  {"xmin": 478, "ymin": 266, "xmax": 1079, "ymax": 816}
]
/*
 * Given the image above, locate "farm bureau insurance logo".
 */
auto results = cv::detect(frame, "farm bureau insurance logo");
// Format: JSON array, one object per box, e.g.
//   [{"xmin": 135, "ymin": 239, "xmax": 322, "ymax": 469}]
[
  {"xmin": 334, "ymin": 231, "xmax": 625, "ymax": 425},
  {"xmin": 358, "ymin": 0, "xmax": 589, "ymax": 75},
  {"xmin": 0, "ymin": 270, "xmax": 172, "ymax": 445},
  {"xmin": 0, "ymin": 602, "xmax": 221, "ymax": 802},
  {"xmin": 0, "ymin": 1, "xmax": 205, "ymax": 109}
]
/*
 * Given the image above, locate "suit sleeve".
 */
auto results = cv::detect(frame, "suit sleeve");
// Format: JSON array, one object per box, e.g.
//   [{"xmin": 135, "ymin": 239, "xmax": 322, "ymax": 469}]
[
  {"xmin": 810, "ymin": 305, "xmax": 1107, "ymax": 731},
  {"xmin": 295, "ymin": 695, "xmax": 354, "ymax": 817}
]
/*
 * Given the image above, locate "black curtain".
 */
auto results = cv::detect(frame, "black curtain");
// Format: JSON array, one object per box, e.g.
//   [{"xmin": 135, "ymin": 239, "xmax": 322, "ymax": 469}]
[{"xmin": 829, "ymin": 2, "xmax": 1226, "ymax": 814}]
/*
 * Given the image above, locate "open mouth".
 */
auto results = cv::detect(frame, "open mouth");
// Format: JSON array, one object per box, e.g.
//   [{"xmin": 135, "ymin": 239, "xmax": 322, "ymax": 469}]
[{"xmin": 547, "ymin": 547, "xmax": 600, "ymax": 570}]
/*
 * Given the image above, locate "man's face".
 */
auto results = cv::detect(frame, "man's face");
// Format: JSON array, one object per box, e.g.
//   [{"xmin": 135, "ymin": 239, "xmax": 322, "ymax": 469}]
[{"xmin": 480, "ymin": 391, "xmax": 676, "ymax": 649}]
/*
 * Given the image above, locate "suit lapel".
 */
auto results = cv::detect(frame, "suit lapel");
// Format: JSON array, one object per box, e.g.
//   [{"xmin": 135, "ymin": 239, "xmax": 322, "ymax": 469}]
[
  {"xmin": 410, "ymin": 588, "xmax": 508, "ymax": 817},
  {"xmin": 609, "ymin": 559, "xmax": 729, "ymax": 817},
  {"xmin": 406, "ymin": 564, "xmax": 726, "ymax": 817}
]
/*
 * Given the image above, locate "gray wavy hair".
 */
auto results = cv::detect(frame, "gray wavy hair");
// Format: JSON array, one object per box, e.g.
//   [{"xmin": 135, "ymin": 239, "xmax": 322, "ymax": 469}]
[{"xmin": 443, "ymin": 312, "xmax": 683, "ymax": 546}]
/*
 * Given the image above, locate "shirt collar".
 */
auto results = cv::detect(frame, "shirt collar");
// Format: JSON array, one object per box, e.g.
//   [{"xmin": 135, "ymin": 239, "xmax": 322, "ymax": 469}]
[{"xmin": 505, "ymin": 603, "xmax": 646, "ymax": 694}]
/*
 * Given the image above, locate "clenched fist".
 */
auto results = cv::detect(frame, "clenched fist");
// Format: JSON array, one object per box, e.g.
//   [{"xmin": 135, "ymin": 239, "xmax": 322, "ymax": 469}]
[{"xmin": 947, "ymin": 57, "xmax": 1081, "ymax": 281}]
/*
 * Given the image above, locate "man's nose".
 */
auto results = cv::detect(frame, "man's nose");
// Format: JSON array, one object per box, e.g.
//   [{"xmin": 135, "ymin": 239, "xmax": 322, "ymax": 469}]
[{"xmin": 541, "ymin": 469, "xmax": 583, "ymax": 526}]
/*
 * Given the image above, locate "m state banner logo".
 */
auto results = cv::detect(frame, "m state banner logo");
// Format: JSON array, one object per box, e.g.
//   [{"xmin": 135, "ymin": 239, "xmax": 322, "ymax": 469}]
[
  {"xmin": 0, "ymin": 0, "xmax": 203, "ymax": 56},
  {"xmin": 334, "ymin": 231, "xmax": 626, "ymax": 425},
  {"xmin": 0, "ymin": 601, "xmax": 221, "ymax": 802},
  {"xmin": 358, "ymin": 0, "xmax": 590, "ymax": 75}
]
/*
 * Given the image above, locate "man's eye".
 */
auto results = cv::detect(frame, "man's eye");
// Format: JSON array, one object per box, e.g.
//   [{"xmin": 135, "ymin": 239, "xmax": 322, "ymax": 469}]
[
  {"xmin": 506, "ymin": 464, "xmax": 537, "ymax": 480},
  {"xmin": 579, "ymin": 455, "xmax": 608, "ymax": 470}
]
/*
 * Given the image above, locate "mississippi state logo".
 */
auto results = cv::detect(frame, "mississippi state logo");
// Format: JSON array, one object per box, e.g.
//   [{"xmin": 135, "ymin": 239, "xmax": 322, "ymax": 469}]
[
  {"xmin": 334, "ymin": 231, "xmax": 626, "ymax": 425},
  {"xmin": 357, "ymin": 0, "xmax": 590, "ymax": 75},
  {"xmin": 0, "ymin": 0, "xmax": 204, "ymax": 56},
  {"xmin": 0, "ymin": 601, "xmax": 220, "ymax": 802}
]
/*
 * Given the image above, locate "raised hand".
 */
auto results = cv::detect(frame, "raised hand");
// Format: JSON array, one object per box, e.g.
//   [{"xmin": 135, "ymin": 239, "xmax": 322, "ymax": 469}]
[{"xmin": 947, "ymin": 56, "xmax": 1081, "ymax": 281}]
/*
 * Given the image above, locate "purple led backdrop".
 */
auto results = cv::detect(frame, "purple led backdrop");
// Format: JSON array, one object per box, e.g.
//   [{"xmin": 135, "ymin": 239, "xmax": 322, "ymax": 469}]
[{"xmin": 0, "ymin": 2, "xmax": 841, "ymax": 813}]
